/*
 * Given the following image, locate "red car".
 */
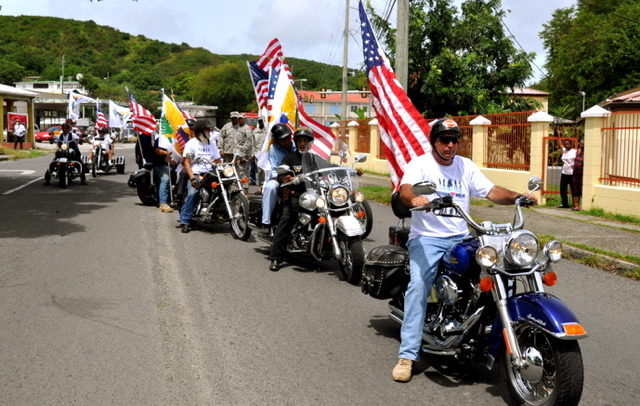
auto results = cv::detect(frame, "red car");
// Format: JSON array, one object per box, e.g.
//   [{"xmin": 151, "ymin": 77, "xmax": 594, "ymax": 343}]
[{"xmin": 35, "ymin": 126, "xmax": 82, "ymax": 143}]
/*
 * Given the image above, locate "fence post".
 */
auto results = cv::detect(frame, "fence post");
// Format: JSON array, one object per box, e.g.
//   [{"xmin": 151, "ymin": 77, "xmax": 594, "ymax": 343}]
[
  {"xmin": 368, "ymin": 118, "xmax": 380, "ymax": 159},
  {"xmin": 527, "ymin": 111, "xmax": 553, "ymax": 203},
  {"xmin": 580, "ymin": 105, "xmax": 610, "ymax": 211},
  {"xmin": 347, "ymin": 120, "xmax": 359, "ymax": 153},
  {"xmin": 470, "ymin": 115, "xmax": 490, "ymax": 166}
]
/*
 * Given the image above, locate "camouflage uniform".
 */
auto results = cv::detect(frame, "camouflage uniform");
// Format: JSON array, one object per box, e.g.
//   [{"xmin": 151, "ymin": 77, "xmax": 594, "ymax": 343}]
[
  {"xmin": 252, "ymin": 125, "xmax": 268, "ymax": 185},
  {"xmin": 234, "ymin": 123, "xmax": 254, "ymax": 181},
  {"xmin": 218, "ymin": 121, "xmax": 239, "ymax": 163}
]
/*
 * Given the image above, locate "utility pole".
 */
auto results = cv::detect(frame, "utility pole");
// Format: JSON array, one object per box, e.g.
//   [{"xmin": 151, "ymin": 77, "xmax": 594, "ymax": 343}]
[
  {"xmin": 396, "ymin": 0, "xmax": 409, "ymax": 90},
  {"xmin": 60, "ymin": 55, "xmax": 65, "ymax": 94},
  {"xmin": 341, "ymin": 0, "xmax": 349, "ymax": 122}
]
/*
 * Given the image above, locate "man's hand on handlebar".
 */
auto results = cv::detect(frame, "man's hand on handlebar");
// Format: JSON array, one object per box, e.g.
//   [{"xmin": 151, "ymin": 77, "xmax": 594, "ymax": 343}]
[{"xmin": 411, "ymin": 195, "xmax": 431, "ymax": 212}]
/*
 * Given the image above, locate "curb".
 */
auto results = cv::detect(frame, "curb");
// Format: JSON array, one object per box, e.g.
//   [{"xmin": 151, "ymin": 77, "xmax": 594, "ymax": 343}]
[{"xmin": 562, "ymin": 245, "xmax": 639, "ymax": 275}]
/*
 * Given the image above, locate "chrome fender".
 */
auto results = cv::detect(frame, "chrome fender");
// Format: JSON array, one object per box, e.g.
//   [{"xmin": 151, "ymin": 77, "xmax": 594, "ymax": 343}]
[
  {"xmin": 487, "ymin": 292, "xmax": 587, "ymax": 366},
  {"xmin": 335, "ymin": 215, "xmax": 366, "ymax": 237}
]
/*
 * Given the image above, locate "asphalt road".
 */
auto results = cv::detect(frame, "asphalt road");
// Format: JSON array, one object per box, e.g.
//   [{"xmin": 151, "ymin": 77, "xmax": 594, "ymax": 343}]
[{"xmin": 1, "ymin": 145, "xmax": 639, "ymax": 405}]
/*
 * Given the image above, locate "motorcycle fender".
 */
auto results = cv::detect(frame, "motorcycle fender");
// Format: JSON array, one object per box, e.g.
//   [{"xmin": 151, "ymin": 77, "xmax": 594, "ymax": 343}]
[
  {"xmin": 114, "ymin": 156, "xmax": 125, "ymax": 165},
  {"xmin": 128, "ymin": 168, "xmax": 150, "ymax": 188},
  {"xmin": 335, "ymin": 215, "xmax": 365, "ymax": 237},
  {"xmin": 58, "ymin": 157, "xmax": 68, "ymax": 163},
  {"xmin": 487, "ymin": 292, "xmax": 587, "ymax": 365}
]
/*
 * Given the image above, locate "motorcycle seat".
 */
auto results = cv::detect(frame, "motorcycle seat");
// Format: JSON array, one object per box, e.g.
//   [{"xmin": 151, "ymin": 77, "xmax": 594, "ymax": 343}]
[{"xmin": 391, "ymin": 192, "xmax": 412, "ymax": 219}]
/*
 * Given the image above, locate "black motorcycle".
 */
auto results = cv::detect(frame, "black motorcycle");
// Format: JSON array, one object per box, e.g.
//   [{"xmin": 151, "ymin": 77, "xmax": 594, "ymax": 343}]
[
  {"xmin": 361, "ymin": 178, "xmax": 586, "ymax": 406},
  {"xmin": 48, "ymin": 140, "xmax": 84, "ymax": 188},
  {"xmin": 128, "ymin": 163, "xmax": 178, "ymax": 207},
  {"xmin": 85, "ymin": 136, "xmax": 125, "ymax": 177}
]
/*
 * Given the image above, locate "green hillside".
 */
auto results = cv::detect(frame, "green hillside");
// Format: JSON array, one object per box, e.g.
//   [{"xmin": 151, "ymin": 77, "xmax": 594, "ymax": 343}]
[{"xmin": 0, "ymin": 15, "xmax": 361, "ymax": 116}]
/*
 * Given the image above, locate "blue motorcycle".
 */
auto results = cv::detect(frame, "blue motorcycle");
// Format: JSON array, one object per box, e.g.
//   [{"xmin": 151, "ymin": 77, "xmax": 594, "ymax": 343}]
[{"xmin": 362, "ymin": 178, "xmax": 586, "ymax": 406}]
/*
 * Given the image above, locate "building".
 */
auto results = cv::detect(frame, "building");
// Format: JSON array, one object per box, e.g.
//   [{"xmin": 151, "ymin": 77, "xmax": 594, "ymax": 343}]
[
  {"xmin": 296, "ymin": 89, "xmax": 373, "ymax": 126},
  {"xmin": 510, "ymin": 87, "xmax": 549, "ymax": 112}
]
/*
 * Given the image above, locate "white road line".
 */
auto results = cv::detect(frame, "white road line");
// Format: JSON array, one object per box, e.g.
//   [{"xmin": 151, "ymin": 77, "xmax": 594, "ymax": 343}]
[{"xmin": 2, "ymin": 177, "xmax": 43, "ymax": 195}]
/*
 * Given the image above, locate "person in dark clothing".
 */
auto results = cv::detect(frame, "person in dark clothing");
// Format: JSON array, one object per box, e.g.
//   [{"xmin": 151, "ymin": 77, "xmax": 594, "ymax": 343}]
[
  {"xmin": 44, "ymin": 122, "xmax": 87, "ymax": 185},
  {"xmin": 268, "ymin": 127, "xmax": 316, "ymax": 271},
  {"xmin": 572, "ymin": 139, "xmax": 584, "ymax": 211}
]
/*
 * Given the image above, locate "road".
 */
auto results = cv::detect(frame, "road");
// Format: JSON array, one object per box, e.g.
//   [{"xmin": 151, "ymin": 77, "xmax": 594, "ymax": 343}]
[{"xmin": 1, "ymin": 145, "xmax": 639, "ymax": 405}]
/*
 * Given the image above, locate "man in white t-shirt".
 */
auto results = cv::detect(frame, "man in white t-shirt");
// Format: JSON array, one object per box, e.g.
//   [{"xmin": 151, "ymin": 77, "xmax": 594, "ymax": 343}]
[
  {"xmin": 558, "ymin": 138, "xmax": 577, "ymax": 209},
  {"xmin": 178, "ymin": 119, "xmax": 222, "ymax": 233},
  {"xmin": 13, "ymin": 121, "xmax": 27, "ymax": 150},
  {"xmin": 391, "ymin": 118, "xmax": 538, "ymax": 383}
]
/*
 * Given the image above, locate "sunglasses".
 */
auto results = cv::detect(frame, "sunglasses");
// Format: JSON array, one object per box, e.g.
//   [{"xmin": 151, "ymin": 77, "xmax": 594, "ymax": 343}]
[{"xmin": 439, "ymin": 135, "xmax": 460, "ymax": 144}]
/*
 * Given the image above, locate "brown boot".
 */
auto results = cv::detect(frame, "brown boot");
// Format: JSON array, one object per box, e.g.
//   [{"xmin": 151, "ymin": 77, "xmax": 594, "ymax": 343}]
[{"xmin": 392, "ymin": 358, "xmax": 413, "ymax": 382}]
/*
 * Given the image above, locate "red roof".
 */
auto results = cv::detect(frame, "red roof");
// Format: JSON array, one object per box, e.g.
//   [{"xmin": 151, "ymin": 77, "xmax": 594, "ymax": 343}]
[{"xmin": 297, "ymin": 90, "xmax": 371, "ymax": 103}]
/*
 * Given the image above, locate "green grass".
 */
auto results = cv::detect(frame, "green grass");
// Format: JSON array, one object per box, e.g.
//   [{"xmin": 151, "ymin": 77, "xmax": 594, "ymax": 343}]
[
  {"xmin": 361, "ymin": 185, "xmax": 392, "ymax": 205},
  {"xmin": 0, "ymin": 146, "xmax": 50, "ymax": 160}
]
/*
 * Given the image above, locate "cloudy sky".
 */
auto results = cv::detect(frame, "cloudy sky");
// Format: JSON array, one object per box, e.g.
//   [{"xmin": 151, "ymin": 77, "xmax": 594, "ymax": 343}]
[{"xmin": 3, "ymin": 0, "xmax": 575, "ymax": 84}]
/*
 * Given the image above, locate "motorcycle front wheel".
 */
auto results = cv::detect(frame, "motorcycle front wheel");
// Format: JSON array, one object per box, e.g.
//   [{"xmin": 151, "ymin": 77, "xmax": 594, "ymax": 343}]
[
  {"xmin": 338, "ymin": 235, "xmax": 365, "ymax": 285},
  {"xmin": 92, "ymin": 155, "xmax": 97, "ymax": 177},
  {"xmin": 354, "ymin": 199, "xmax": 373, "ymax": 239},
  {"xmin": 59, "ymin": 166, "xmax": 67, "ymax": 188},
  {"xmin": 501, "ymin": 324, "xmax": 584, "ymax": 406},
  {"xmin": 136, "ymin": 183, "xmax": 158, "ymax": 206},
  {"xmin": 229, "ymin": 193, "xmax": 251, "ymax": 241}
]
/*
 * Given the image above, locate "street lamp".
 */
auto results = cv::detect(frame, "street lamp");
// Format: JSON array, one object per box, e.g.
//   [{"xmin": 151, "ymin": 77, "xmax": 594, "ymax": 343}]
[
  {"xmin": 295, "ymin": 78, "xmax": 307, "ymax": 90},
  {"xmin": 579, "ymin": 91, "xmax": 586, "ymax": 112}
]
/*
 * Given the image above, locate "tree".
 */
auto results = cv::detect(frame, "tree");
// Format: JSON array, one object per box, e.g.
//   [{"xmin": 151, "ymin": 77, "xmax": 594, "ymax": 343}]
[
  {"xmin": 540, "ymin": 0, "xmax": 640, "ymax": 119},
  {"xmin": 0, "ymin": 60, "xmax": 25, "ymax": 85},
  {"xmin": 190, "ymin": 61, "xmax": 254, "ymax": 118},
  {"xmin": 368, "ymin": 0, "xmax": 535, "ymax": 118}
]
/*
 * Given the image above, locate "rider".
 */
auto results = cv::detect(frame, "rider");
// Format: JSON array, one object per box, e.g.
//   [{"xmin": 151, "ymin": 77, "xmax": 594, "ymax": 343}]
[
  {"xmin": 87, "ymin": 126, "xmax": 114, "ymax": 166},
  {"xmin": 259, "ymin": 123, "xmax": 296, "ymax": 238},
  {"xmin": 154, "ymin": 130, "xmax": 179, "ymax": 213},
  {"xmin": 177, "ymin": 119, "xmax": 223, "ymax": 233},
  {"xmin": 44, "ymin": 121, "xmax": 87, "ymax": 186},
  {"xmin": 267, "ymin": 127, "xmax": 315, "ymax": 271},
  {"xmin": 391, "ymin": 118, "xmax": 538, "ymax": 382}
]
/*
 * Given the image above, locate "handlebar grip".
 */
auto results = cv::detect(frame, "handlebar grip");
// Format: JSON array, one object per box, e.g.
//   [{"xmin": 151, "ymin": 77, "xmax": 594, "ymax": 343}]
[{"xmin": 410, "ymin": 195, "xmax": 453, "ymax": 211}]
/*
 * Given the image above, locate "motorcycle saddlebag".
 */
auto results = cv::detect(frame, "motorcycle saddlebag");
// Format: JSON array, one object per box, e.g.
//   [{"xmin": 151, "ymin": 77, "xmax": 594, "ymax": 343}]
[
  {"xmin": 388, "ymin": 226, "xmax": 410, "ymax": 249},
  {"xmin": 361, "ymin": 245, "xmax": 409, "ymax": 300}
]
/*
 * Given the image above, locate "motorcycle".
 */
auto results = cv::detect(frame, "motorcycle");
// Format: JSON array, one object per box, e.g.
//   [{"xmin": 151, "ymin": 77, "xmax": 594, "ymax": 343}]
[
  {"xmin": 84, "ymin": 136, "xmax": 125, "ymax": 177},
  {"xmin": 249, "ymin": 152, "xmax": 368, "ymax": 284},
  {"xmin": 189, "ymin": 157, "xmax": 252, "ymax": 240},
  {"xmin": 361, "ymin": 178, "xmax": 586, "ymax": 406},
  {"xmin": 127, "ymin": 163, "xmax": 178, "ymax": 207},
  {"xmin": 48, "ymin": 140, "xmax": 84, "ymax": 188}
]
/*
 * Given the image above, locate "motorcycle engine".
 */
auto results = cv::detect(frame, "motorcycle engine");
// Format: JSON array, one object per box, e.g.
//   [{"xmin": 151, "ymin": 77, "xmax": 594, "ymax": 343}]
[
  {"xmin": 199, "ymin": 188, "xmax": 210, "ymax": 203},
  {"xmin": 435, "ymin": 275, "xmax": 462, "ymax": 305}
]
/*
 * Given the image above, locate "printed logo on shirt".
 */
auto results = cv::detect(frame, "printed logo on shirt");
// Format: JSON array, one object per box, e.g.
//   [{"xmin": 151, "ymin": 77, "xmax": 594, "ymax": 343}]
[{"xmin": 433, "ymin": 176, "xmax": 465, "ymax": 218}]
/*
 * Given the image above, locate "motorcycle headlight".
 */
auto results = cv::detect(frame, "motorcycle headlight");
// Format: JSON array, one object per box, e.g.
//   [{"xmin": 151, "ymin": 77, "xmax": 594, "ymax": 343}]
[
  {"xmin": 316, "ymin": 197, "xmax": 326, "ymax": 209},
  {"xmin": 330, "ymin": 186, "xmax": 349, "ymax": 206},
  {"xmin": 544, "ymin": 240, "xmax": 563, "ymax": 263},
  {"xmin": 299, "ymin": 191, "xmax": 319, "ymax": 210},
  {"xmin": 61, "ymin": 144, "xmax": 68, "ymax": 150},
  {"xmin": 222, "ymin": 166, "xmax": 234, "ymax": 177},
  {"xmin": 505, "ymin": 230, "xmax": 539, "ymax": 267},
  {"xmin": 353, "ymin": 191, "xmax": 365, "ymax": 203},
  {"xmin": 93, "ymin": 140, "xmax": 101, "ymax": 147},
  {"xmin": 476, "ymin": 245, "xmax": 499, "ymax": 267}
]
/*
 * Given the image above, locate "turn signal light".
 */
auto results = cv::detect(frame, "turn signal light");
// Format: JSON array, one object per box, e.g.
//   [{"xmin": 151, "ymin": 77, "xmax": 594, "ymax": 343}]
[
  {"xmin": 357, "ymin": 211, "xmax": 365, "ymax": 218},
  {"xmin": 542, "ymin": 272, "xmax": 557, "ymax": 286},
  {"xmin": 479, "ymin": 277, "xmax": 494, "ymax": 292},
  {"xmin": 241, "ymin": 177, "xmax": 249, "ymax": 184},
  {"xmin": 563, "ymin": 323, "xmax": 587, "ymax": 336},
  {"xmin": 211, "ymin": 182, "xmax": 219, "ymax": 189},
  {"xmin": 318, "ymin": 217, "xmax": 327, "ymax": 224}
]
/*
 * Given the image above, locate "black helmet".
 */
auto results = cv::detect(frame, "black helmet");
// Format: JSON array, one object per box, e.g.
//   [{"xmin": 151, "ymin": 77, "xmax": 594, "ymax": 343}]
[
  {"xmin": 193, "ymin": 119, "xmax": 212, "ymax": 134},
  {"xmin": 185, "ymin": 118, "xmax": 196, "ymax": 127},
  {"xmin": 271, "ymin": 123, "xmax": 292, "ymax": 140},
  {"xmin": 429, "ymin": 118, "xmax": 461, "ymax": 146},
  {"xmin": 98, "ymin": 126, "xmax": 108, "ymax": 133},
  {"xmin": 293, "ymin": 127, "xmax": 314, "ymax": 141}
]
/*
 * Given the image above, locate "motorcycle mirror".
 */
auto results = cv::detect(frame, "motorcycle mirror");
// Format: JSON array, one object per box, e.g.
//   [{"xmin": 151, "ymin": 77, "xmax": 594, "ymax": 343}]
[
  {"xmin": 413, "ymin": 181, "xmax": 437, "ymax": 195},
  {"xmin": 528, "ymin": 177, "xmax": 543, "ymax": 193},
  {"xmin": 276, "ymin": 165, "xmax": 292, "ymax": 175},
  {"xmin": 354, "ymin": 154, "xmax": 367, "ymax": 164}
]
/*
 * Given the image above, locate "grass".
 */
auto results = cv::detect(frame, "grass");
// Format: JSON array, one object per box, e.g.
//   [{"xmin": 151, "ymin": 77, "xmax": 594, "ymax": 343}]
[{"xmin": 0, "ymin": 146, "xmax": 50, "ymax": 160}]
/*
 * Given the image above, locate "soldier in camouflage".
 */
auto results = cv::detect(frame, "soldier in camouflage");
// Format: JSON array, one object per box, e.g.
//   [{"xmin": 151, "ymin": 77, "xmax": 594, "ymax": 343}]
[
  {"xmin": 218, "ymin": 111, "xmax": 239, "ymax": 163},
  {"xmin": 233, "ymin": 113, "xmax": 254, "ymax": 195}
]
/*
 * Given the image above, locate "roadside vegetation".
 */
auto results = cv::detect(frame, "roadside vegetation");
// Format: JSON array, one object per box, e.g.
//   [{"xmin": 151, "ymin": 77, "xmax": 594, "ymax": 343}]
[{"xmin": 0, "ymin": 146, "xmax": 49, "ymax": 160}]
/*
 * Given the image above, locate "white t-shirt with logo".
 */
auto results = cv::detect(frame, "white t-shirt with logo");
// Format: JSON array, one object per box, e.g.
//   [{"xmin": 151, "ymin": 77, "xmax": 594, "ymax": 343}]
[
  {"xmin": 400, "ymin": 153, "xmax": 495, "ymax": 239},
  {"xmin": 183, "ymin": 137, "xmax": 221, "ymax": 175}
]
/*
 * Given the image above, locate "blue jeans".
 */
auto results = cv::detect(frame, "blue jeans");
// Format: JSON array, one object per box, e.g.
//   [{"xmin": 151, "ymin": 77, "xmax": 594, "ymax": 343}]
[
  {"xmin": 261, "ymin": 179, "xmax": 279, "ymax": 226},
  {"xmin": 153, "ymin": 165, "xmax": 171, "ymax": 205},
  {"xmin": 399, "ymin": 233, "xmax": 465, "ymax": 361},
  {"xmin": 179, "ymin": 178, "xmax": 200, "ymax": 225}
]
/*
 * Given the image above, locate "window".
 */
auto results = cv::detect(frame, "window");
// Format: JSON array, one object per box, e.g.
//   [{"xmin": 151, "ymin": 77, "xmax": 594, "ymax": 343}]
[
  {"xmin": 329, "ymin": 105, "xmax": 340, "ymax": 115},
  {"xmin": 33, "ymin": 83, "xmax": 49, "ymax": 89},
  {"xmin": 305, "ymin": 104, "xmax": 316, "ymax": 114}
]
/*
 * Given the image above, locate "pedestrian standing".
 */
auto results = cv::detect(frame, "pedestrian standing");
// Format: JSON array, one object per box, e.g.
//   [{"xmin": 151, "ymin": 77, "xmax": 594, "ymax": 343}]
[
  {"xmin": 13, "ymin": 120, "xmax": 26, "ymax": 150},
  {"xmin": 558, "ymin": 138, "xmax": 576, "ymax": 209}
]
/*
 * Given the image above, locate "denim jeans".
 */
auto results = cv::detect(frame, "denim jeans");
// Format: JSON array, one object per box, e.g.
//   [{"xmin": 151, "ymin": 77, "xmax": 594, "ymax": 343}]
[
  {"xmin": 179, "ymin": 178, "xmax": 200, "ymax": 225},
  {"xmin": 153, "ymin": 165, "xmax": 171, "ymax": 205},
  {"xmin": 261, "ymin": 179, "xmax": 279, "ymax": 226},
  {"xmin": 399, "ymin": 233, "xmax": 465, "ymax": 361}
]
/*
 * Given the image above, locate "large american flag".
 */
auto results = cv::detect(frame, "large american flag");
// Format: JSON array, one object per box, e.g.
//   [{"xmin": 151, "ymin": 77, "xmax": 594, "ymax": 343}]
[
  {"xmin": 96, "ymin": 100, "xmax": 108, "ymax": 128},
  {"xmin": 359, "ymin": 0, "xmax": 430, "ymax": 190},
  {"xmin": 248, "ymin": 61, "xmax": 270, "ymax": 111},
  {"xmin": 127, "ymin": 89, "xmax": 156, "ymax": 136}
]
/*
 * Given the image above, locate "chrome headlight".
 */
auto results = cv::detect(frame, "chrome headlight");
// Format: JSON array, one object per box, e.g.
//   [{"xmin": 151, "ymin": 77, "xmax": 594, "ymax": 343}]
[
  {"xmin": 222, "ymin": 166, "xmax": 234, "ymax": 177},
  {"xmin": 505, "ymin": 230, "xmax": 539, "ymax": 267},
  {"xmin": 353, "ymin": 191, "xmax": 365, "ymax": 203},
  {"xmin": 93, "ymin": 140, "xmax": 101, "ymax": 147},
  {"xmin": 330, "ymin": 186, "xmax": 349, "ymax": 206},
  {"xmin": 476, "ymin": 245, "xmax": 498, "ymax": 267},
  {"xmin": 61, "ymin": 143, "xmax": 68, "ymax": 150},
  {"xmin": 298, "ymin": 212, "xmax": 312, "ymax": 225},
  {"xmin": 544, "ymin": 240, "xmax": 563, "ymax": 263}
]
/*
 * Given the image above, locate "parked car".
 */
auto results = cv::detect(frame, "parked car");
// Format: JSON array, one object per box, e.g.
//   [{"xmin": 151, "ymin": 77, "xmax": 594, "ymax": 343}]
[{"xmin": 35, "ymin": 126, "xmax": 82, "ymax": 143}]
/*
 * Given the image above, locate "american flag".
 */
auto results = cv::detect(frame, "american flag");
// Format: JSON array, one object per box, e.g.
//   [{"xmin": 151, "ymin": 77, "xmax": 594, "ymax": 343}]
[
  {"xmin": 297, "ymin": 98, "xmax": 336, "ymax": 160},
  {"xmin": 96, "ymin": 100, "xmax": 108, "ymax": 128},
  {"xmin": 256, "ymin": 38, "xmax": 285, "ymax": 73},
  {"xmin": 248, "ymin": 61, "xmax": 270, "ymax": 111},
  {"xmin": 127, "ymin": 89, "xmax": 156, "ymax": 136},
  {"xmin": 359, "ymin": 1, "xmax": 430, "ymax": 190}
]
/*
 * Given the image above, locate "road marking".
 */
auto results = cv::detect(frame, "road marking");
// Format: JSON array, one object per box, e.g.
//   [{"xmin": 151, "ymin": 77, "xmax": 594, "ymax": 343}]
[
  {"xmin": 0, "ymin": 169, "xmax": 37, "ymax": 175},
  {"xmin": 2, "ymin": 177, "xmax": 43, "ymax": 195}
]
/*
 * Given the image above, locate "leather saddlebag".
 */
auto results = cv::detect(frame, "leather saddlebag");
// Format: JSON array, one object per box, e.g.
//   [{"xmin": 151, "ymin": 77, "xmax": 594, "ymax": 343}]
[{"xmin": 361, "ymin": 245, "xmax": 409, "ymax": 300}]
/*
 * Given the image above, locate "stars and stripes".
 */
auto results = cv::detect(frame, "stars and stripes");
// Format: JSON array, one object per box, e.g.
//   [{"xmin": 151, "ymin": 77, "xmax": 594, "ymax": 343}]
[
  {"xmin": 96, "ymin": 100, "xmax": 108, "ymax": 128},
  {"xmin": 248, "ymin": 61, "xmax": 270, "ymax": 111},
  {"xmin": 127, "ymin": 89, "xmax": 156, "ymax": 136},
  {"xmin": 359, "ymin": 0, "xmax": 431, "ymax": 190}
]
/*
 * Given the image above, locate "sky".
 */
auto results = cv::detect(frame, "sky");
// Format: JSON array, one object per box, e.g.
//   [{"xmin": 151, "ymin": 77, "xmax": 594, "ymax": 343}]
[{"xmin": 2, "ymin": 0, "xmax": 576, "ymax": 85}]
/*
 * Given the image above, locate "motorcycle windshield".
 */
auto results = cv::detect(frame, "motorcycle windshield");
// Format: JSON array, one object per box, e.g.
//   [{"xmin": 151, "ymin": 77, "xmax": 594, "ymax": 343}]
[{"xmin": 301, "ymin": 153, "xmax": 358, "ymax": 192}]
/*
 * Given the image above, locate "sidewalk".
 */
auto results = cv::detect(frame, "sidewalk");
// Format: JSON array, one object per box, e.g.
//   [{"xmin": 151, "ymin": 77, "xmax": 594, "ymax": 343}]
[{"xmin": 360, "ymin": 173, "xmax": 640, "ymax": 273}]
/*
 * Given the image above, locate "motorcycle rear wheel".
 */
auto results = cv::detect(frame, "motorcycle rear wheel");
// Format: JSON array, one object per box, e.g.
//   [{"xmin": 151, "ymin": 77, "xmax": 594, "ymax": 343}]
[
  {"xmin": 137, "ymin": 183, "xmax": 158, "ymax": 206},
  {"xmin": 338, "ymin": 236, "xmax": 365, "ymax": 285},
  {"xmin": 501, "ymin": 324, "xmax": 584, "ymax": 406},
  {"xmin": 229, "ymin": 193, "xmax": 251, "ymax": 241}
]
